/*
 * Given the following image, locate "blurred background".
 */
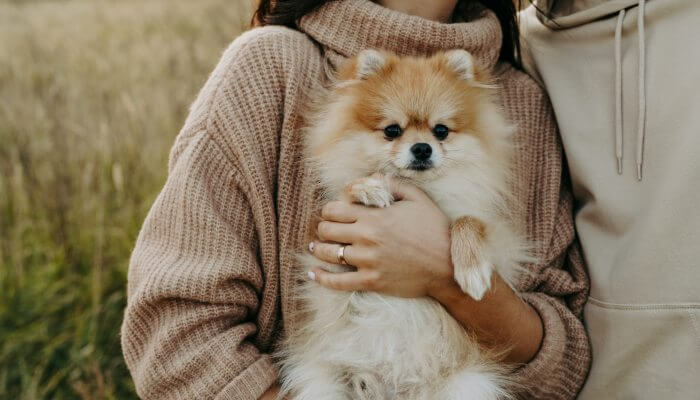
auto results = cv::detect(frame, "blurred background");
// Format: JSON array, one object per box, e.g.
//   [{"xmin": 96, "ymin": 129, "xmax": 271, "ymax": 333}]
[{"xmin": 0, "ymin": 0, "xmax": 251, "ymax": 398}]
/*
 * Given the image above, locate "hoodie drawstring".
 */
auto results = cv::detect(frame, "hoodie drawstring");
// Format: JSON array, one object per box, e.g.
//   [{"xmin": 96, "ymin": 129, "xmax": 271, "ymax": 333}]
[
  {"xmin": 615, "ymin": 9, "xmax": 626, "ymax": 175},
  {"xmin": 613, "ymin": 0, "xmax": 646, "ymax": 180},
  {"xmin": 636, "ymin": 0, "xmax": 646, "ymax": 181}
]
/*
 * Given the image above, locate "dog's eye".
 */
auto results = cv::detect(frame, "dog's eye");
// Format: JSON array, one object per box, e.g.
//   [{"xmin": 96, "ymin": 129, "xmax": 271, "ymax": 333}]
[
  {"xmin": 433, "ymin": 124, "xmax": 449, "ymax": 140},
  {"xmin": 383, "ymin": 124, "xmax": 403, "ymax": 139}
]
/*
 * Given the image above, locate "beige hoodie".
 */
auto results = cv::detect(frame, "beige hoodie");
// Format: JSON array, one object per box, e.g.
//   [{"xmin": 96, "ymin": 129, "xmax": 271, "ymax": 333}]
[{"xmin": 522, "ymin": 0, "xmax": 700, "ymax": 398}]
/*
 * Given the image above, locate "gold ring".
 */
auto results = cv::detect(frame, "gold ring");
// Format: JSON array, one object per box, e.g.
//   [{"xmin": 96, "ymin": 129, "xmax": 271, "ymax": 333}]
[{"xmin": 337, "ymin": 245, "xmax": 348, "ymax": 265}]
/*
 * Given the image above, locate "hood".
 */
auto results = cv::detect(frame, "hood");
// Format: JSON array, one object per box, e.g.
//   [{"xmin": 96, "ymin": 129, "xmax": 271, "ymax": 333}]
[{"xmin": 536, "ymin": 0, "xmax": 644, "ymax": 29}]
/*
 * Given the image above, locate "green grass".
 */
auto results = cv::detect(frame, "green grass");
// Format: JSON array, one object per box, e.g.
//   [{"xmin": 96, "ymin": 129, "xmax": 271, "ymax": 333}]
[{"xmin": 0, "ymin": 0, "xmax": 250, "ymax": 398}]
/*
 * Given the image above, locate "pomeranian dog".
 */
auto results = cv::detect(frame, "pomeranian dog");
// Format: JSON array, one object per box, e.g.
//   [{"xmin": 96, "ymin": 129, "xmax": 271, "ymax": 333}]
[{"xmin": 278, "ymin": 49, "xmax": 532, "ymax": 400}]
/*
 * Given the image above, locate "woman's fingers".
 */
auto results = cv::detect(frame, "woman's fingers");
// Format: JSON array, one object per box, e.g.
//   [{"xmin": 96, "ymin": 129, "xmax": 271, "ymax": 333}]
[
  {"xmin": 309, "ymin": 268, "xmax": 378, "ymax": 292},
  {"xmin": 309, "ymin": 242, "xmax": 348, "ymax": 265},
  {"xmin": 321, "ymin": 201, "xmax": 367, "ymax": 223},
  {"xmin": 309, "ymin": 241, "xmax": 371, "ymax": 267},
  {"xmin": 316, "ymin": 220, "xmax": 361, "ymax": 243}
]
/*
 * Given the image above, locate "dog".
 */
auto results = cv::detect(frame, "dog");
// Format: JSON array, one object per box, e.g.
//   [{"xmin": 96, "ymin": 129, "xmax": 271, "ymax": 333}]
[{"xmin": 278, "ymin": 49, "xmax": 532, "ymax": 400}]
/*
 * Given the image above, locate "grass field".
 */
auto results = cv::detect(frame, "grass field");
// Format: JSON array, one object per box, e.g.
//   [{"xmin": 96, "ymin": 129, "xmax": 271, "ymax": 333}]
[{"xmin": 0, "ymin": 0, "xmax": 250, "ymax": 398}]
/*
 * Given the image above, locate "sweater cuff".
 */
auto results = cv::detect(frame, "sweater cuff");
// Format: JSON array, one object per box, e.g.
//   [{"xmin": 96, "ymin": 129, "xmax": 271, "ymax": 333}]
[
  {"xmin": 513, "ymin": 293, "xmax": 567, "ymax": 387},
  {"xmin": 216, "ymin": 354, "xmax": 278, "ymax": 400}
]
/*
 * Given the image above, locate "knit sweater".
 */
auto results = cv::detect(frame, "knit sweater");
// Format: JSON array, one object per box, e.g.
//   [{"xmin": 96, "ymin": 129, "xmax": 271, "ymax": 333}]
[{"xmin": 120, "ymin": 1, "xmax": 591, "ymax": 399}]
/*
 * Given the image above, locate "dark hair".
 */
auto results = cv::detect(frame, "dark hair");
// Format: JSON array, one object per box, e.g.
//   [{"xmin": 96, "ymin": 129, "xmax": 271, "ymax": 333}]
[{"xmin": 252, "ymin": 1, "xmax": 524, "ymax": 68}]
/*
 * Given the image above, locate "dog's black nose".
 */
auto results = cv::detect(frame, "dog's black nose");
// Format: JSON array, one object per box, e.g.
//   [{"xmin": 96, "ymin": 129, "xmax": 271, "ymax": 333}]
[{"xmin": 410, "ymin": 143, "xmax": 432, "ymax": 161}]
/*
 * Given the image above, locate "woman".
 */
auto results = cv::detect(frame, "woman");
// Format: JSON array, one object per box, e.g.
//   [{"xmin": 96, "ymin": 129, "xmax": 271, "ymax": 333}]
[
  {"xmin": 522, "ymin": 0, "xmax": 700, "ymax": 398},
  {"xmin": 121, "ymin": 1, "xmax": 590, "ymax": 399}
]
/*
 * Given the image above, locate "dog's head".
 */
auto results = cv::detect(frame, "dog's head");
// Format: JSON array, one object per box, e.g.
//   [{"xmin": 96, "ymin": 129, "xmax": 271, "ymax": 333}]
[{"xmin": 306, "ymin": 49, "xmax": 514, "ymax": 187}]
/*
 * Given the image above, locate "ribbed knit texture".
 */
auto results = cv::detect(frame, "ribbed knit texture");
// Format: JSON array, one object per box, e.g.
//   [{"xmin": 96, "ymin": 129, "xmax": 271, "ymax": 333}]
[{"xmin": 120, "ymin": 1, "xmax": 591, "ymax": 399}]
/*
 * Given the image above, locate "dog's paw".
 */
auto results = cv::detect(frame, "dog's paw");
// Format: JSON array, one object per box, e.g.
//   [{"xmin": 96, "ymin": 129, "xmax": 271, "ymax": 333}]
[
  {"xmin": 451, "ymin": 216, "xmax": 493, "ymax": 300},
  {"xmin": 454, "ymin": 261, "xmax": 493, "ymax": 301},
  {"xmin": 345, "ymin": 175, "xmax": 393, "ymax": 208}
]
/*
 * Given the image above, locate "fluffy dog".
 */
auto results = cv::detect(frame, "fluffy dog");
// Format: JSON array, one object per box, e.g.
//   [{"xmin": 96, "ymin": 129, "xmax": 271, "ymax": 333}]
[{"xmin": 278, "ymin": 49, "xmax": 531, "ymax": 400}]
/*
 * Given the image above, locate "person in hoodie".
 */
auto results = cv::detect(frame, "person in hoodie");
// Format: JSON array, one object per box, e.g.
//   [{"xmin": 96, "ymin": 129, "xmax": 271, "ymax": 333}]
[{"xmin": 521, "ymin": 0, "xmax": 700, "ymax": 398}]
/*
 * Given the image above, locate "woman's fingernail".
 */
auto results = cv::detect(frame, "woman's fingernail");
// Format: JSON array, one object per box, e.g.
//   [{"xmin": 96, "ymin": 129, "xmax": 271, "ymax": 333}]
[
  {"xmin": 308, "ymin": 242, "xmax": 315, "ymax": 253},
  {"xmin": 307, "ymin": 270, "xmax": 316, "ymax": 281}
]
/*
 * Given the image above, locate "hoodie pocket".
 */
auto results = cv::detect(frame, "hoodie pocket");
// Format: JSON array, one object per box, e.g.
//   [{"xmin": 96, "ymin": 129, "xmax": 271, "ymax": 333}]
[{"xmin": 579, "ymin": 298, "xmax": 700, "ymax": 400}]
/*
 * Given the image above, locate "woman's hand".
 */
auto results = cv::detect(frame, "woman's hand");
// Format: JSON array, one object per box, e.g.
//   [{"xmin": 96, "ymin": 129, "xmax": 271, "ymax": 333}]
[{"xmin": 309, "ymin": 180, "xmax": 454, "ymax": 298}]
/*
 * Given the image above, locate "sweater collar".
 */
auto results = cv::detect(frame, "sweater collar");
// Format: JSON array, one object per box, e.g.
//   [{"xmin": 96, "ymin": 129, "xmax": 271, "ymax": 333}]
[{"xmin": 298, "ymin": 0, "xmax": 502, "ymax": 70}]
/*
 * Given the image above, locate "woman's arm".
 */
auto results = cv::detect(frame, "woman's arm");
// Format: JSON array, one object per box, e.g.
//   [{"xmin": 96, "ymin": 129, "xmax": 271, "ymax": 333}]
[
  {"xmin": 429, "ymin": 274, "xmax": 543, "ymax": 364},
  {"xmin": 121, "ymin": 27, "xmax": 322, "ymax": 400},
  {"xmin": 501, "ymin": 71, "xmax": 591, "ymax": 399},
  {"xmin": 121, "ymin": 134, "xmax": 279, "ymax": 399}
]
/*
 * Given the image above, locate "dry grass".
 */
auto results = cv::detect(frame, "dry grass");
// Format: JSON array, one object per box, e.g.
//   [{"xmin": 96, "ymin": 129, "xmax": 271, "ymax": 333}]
[{"xmin": 0, "ymin": 0, "xmax": 250, "ymax": 398}]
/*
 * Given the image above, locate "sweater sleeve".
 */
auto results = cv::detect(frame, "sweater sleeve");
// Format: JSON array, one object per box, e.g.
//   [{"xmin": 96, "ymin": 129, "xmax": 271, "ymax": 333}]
[
  {"xmin": 514, "ymin": 192, "xmax": 591, "ymax": 399},
  {"xmin": 121, "ymin": 135, "xmax": 278, "ymax": 399},
  {"xmin": 501, "ymin": 69, "xmax": 591, "ymax": 399},
  {"xmin": 120, "ymin": 26, "xmax": 320, "ymax": 400}
]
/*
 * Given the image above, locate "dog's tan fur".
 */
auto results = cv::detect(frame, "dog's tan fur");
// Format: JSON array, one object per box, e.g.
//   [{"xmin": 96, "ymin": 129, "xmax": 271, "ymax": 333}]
[{"xmin": 278, "ymin": 49, "xmax": 532, "ymax": 400}]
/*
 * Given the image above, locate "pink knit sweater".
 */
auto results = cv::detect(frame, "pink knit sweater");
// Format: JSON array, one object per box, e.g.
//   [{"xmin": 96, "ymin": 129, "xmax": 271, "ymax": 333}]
[{"xmin": 120, "ymin": 1, "xmax": 591, "ymax": 399}]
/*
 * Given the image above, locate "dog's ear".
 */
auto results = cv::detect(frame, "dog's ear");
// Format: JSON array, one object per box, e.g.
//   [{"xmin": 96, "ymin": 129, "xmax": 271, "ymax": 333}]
[
  {"xmin": 443, "ymin": 49, "xmax": 476, "ymax": 81},
  {"xmin": 337, "ymin": 49, "xmax": 388, "ymax": 82},
  {"xmin": 355, "ymin": 49, "xmax": 387, "ymax": 79}
]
